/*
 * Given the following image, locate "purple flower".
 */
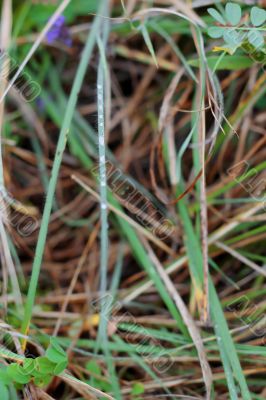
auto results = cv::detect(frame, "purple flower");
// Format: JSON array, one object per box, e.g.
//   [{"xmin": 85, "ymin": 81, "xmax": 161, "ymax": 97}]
[
  {"xmin": 36, "ymin": 97, "xmax": 45, "ymax": 113},
  {"xmin": 46, "ymin": 15, "xmax": 72, "ymax": 47}
]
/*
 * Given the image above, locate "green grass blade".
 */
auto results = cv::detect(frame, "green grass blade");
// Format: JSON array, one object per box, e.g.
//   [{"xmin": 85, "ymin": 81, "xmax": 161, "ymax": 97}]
[{"xmin": 21, "ymin": 4, "xmax": 104, "ymax": 343}]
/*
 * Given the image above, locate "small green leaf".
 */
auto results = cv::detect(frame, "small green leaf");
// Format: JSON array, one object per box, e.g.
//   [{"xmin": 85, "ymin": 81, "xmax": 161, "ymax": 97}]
[
  {"xmin": 86, "ymin": 360, "xmax": 112, "ymax": 392},
  {"xmin": 207, "ymin": 8, "xmax": 226, "ymax": 25},
  {"xmin": 0, "ymin": 367, "xmax": 12, "ymax": 385},
  {"xmin": 22, "ymin": 359, "xmax": 35, "ymax": 375},
  {"xmin": 34, "ymin": 357, "xmax": 56, "ymax": 375},
  {"xmin": 7, "ymin": 364, "xmax": 31, "ymax": 384},
  {"xmin": 225, "ymin": 2, "xmax": 242, "ymax": 25},
  {"xmin": 86, "ymin": 360, "xmax": 101, "ymax": 375},
  {"xmin": 248, "ymin": 30, "xmax": 264, "ymax": 48},
  {"xmin": 53, "ymin": 360, "xmax": 68, "ymax": 375},
  {"xmin": 131, "ymin": 382, "xmax": 145, "ymax": 396},
  {"xmin": 250, "ymin": 6, "xmax": 266, "ymax": 27},
  {"xmin": 33, "ymin": 374, "xmax": 53, "ymax": 388},
  {"xmin": 49, "ymin": 338, "xmax": 66, "ymax": 356},
  {"xmin": 0, "ymin": 382, "xmax": 9, "ymax": 400},
  {"xmin": 46, "ymin": 338, "xmax": 68, "ymax": 364},
  {"xmin": 207, "ymin": 26, "xmax": 225, "ymax": 38},
  {"xmin": 223, "ymin": 29, "xmax": 242, "ymax": 47}
]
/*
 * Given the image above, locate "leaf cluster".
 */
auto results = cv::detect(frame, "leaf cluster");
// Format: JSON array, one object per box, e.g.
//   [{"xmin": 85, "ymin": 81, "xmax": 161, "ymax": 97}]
[
  {"xmin": 0, "ymin": 338, "xmax": 68, "ymax": 398},
  {"xmin": 207, "ymin": 3, "xmax": 266, "ymax": 53}
]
